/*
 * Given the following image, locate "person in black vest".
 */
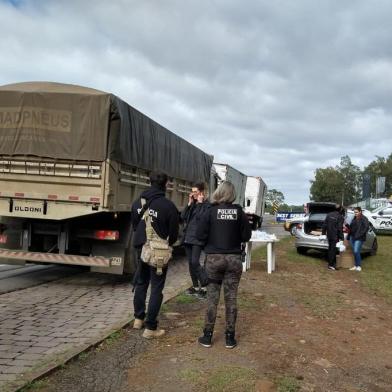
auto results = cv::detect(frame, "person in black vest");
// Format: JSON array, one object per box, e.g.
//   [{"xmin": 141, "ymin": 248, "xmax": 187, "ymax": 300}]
[
  {"xmin": 181, "ymin": 182, "xmax": 209, "ymax": 298},
  {"xmin": 322, "ymin": 204, "xmax": 344, "ymax": 271},
  {"xmin": 196, "ymin": 181, "xmax": 252, "ymax": 349},
  {"xmin": 131, "ymin": 171, "xmax": 179, "ymax": 338},
  {"xmin": 348, "ymin": 206, "xmax": 369, "ymax": 272}
]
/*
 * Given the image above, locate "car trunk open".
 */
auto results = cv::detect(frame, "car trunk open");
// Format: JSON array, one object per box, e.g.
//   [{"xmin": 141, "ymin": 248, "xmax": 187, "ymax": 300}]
[
  {"xmin": 304, "ymin": 216, "xmax": 326, "ymax": 235},
  {"xmin": 304, "ymin": 203, "xmax": 337, "ymax": 235}
]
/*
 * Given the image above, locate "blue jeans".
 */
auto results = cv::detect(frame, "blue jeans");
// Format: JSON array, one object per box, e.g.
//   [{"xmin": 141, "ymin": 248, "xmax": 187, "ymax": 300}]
[{"xmin": 350, "ymin": 239, "xmax": 363, "ymax": 267}]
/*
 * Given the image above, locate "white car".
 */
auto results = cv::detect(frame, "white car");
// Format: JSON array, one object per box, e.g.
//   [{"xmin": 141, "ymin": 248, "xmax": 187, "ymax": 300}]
[
  {"xmin": 295, "ymin": 203, "xmax": 377, "ymax": 256},
  {"xmin": 363, "ymin": 205, "xmax": 392, "ymax": 234}
]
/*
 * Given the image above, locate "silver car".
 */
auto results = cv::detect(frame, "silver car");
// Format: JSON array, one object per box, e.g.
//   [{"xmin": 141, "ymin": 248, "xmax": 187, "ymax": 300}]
[{"xmin": 295, "ymin": 202, "xmax": 378, "ymax": 255}]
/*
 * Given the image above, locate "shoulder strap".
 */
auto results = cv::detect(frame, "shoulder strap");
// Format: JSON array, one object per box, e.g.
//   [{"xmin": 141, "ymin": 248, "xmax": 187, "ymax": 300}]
[
  {"xmin": 143, "ymin": 206, "xmax": 154, "ymax": 241},
  {"xmin": 140, "ymin": 197, "xmax": 149, "ymax": 218}
]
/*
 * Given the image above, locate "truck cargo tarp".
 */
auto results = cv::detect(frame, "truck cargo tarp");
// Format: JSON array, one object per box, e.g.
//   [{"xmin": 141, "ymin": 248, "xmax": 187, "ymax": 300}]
[{"xmin": 0, "ymin": 82, "xmax": 212, "ymax": 182}]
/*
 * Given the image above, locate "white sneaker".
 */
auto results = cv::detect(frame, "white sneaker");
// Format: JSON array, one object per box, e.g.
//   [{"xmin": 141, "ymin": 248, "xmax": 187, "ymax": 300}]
[
  {"xmin": 356, "ymin": 266, "xmax": 362, "ymax": 272},
  {"xmin": 349, "ymin": 266, "xmax": 357, "ymax": 271}
]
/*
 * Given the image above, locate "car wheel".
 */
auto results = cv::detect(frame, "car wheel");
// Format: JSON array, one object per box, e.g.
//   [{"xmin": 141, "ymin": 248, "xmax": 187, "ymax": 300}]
[
  {"xmin": 296, "ymin": 247, "xmax": 307, "ymax": 255},
  {"xmin": 290, "ymin": 225, "xmax": 297, "ymax": 236},
  {"xmin": 370, "ymin": 238, "xmax": 378, "ymax": 256}
]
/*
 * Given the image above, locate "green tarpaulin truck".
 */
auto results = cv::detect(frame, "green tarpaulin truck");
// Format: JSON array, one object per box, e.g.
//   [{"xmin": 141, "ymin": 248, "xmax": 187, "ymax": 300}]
[{"xmin": 0, "ymin": 82, "xmax": 213, "ymax": 274}]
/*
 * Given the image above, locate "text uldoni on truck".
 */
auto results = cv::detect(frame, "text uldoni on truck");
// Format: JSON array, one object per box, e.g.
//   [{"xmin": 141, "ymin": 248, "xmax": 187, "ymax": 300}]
[{"xmin": 0, "ymin": 82, "xmax": 212, "ymax": 274}]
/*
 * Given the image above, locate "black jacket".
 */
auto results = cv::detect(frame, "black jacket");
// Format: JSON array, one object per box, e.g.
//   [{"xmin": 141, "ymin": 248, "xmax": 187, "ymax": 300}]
[
  {"xmin": 322, "ymin": 211, "xmax": 344, "ymax": 242},
  {"xmin": 131, "ymin": 186, "xmax": 179, "ymax": 248},
  {"xmin": 181, "ymin": 201, "xmax": 210, "ymax": 246},
  {"xmin": 349, "ymin": 215, "xmax": 369, "ymax": 242},
  {"xmin": 196, "ymin": 203, "xmax": 252, "ymax": 254}
]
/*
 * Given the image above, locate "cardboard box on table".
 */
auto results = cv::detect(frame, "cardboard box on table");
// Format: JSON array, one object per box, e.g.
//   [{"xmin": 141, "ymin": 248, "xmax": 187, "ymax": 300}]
[{"xmin": 337, "ymin": 240, "xmax": 354, "ymax": 269}]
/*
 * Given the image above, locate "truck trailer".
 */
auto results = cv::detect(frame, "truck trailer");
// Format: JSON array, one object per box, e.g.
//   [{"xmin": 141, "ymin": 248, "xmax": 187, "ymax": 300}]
[
  {"xmin": 244, "ymin": 176, "xmax": 267, "ymax": 229},
  {"xmin": 212, "ymin": 163, "xmax": 247, "ymax": 207},
  {"xmin": 0, "ymin": 82, "xmax": 213, "ymax": 274}
]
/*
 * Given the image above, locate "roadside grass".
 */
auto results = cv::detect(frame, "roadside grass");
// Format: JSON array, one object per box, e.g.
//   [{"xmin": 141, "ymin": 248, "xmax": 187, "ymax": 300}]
[
  {"xmin": 265, "ymin": 234, "xmax": 392, "ymax": 305},
  {"xmin": 251, "ymin": 242, "xmax": 267, "ymax": 262},
  {"xmin": 18, "ymin": 379, "xmax": 48, "ymax": 391},
  {"xmin": 298, "ymin": 294, "xmax": 344, "ymax": 319},
  {"xmin": 104, "ymin": 329, "xmax": 124, "ymax": 345},
  {"xmin": 175, "ymin": 293, "xmax": 199, "ymax": 304},
  {"xmin": 179, "ymin": 365, "xmax": 257, "ymax": 392},
  {"xmin": 206, "ymin": 366, "xmax": 257, "ymax": 392},
  {"xmin": 193, "ymin": 317, "xmax": 204, "ymax": 329},
  {"xmin": 77, "ymin": 350, "xmax": 91, "ymax": 360},
  {"xmin": 360, "ymin": 235, "xmax": 392, "ymax": 301},
  {"xmin": 160, "ymin": 303, "xmax": 170, "ymax": 313},
  {"xmin": 178, "ymin": 368, "xmax": 205, "ymax": 383},
  {"xmin": 276, "ymin": 375, "xmax": 301, "ymax": 392},
  {"xmin": 237, "ymin": 296, "xmax": 260, "ymax": 309}
]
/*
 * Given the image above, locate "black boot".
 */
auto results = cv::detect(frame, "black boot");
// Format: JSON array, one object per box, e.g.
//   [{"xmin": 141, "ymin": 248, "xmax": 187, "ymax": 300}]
[
  {"xmin": 198, "ymin": 329, "xmax": 213, "ymax": 348},
  {"xmin": 225, "ymin": 331, "xmax": 237, "ymax": 349}
]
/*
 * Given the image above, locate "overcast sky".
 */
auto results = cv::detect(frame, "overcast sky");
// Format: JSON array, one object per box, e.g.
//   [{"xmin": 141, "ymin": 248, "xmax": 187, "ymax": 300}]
[{"xmin": 1, "ymin": 0, "xmax": 392, "ymax": 205}]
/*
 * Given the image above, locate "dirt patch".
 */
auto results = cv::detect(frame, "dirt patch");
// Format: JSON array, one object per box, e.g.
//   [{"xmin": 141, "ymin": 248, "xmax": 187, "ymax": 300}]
[{"xmin": 31, "ymin": 238, "xmax": 392, "ymax": 392}]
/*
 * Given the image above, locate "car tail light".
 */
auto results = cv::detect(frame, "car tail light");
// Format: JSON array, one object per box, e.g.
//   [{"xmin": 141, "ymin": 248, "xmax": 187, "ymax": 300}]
[
  {"xmin": 94, "ymin": 230, "xmax": 119, "ymax": 241},
  {"xmin": 0, "ymin": 234, "xmax": 7, "ymax": 244}
]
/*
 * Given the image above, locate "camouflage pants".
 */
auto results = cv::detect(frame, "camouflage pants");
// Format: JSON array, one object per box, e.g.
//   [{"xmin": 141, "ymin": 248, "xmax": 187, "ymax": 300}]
[{"xmin": 204, "ymin": 253, "xmax": 242, "ymax": 333}]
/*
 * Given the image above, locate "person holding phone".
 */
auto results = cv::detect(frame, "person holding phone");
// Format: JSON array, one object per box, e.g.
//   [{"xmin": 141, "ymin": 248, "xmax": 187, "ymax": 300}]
[{"xmin": 181, "ymin": 182, "xmax": 209, "ymax": 297}]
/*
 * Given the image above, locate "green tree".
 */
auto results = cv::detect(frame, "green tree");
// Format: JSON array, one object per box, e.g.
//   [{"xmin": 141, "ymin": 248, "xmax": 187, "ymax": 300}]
[
  {"xmin": 338, "ymin": 155, "xmax": 361, "ymax": 205},
  {"xmin": 309, "ymin": 167, "xmax": 344, "ymax": 203},
  {"xmin": 309, "ymin": 156, "xmax": 362, "ymax": 205},
  {"xmin": 265, "ymin": 189, "xmax": 285, "ymax": 206},
  {"xmin": 363, "ymin": 154, "xmax": 392, "ymax": 198}
]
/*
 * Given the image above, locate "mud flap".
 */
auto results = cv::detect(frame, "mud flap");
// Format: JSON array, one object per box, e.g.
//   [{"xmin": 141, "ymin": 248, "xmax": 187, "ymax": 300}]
[{"xmin": 90, "ymin": 243, "xmax": 126, "ymax": 275}]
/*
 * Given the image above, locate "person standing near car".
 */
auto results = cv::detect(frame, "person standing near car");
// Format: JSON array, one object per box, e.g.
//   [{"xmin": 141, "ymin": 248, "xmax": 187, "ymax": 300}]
[
  {"xmin": 322, "ymin": 204, "xmax": 344, "ymax": 271},
  {"xmin": 196, "ymin": 181, "xmax": 252, "ymax": 349},
  {"xmin": 131, "ymin": 171, "xmax": 179, "ymax": 338},
  {"xmin": 181, "ymin": 182, "xmax": 209, "ymax": 298},
  {"xmin": 348, "ymin": 207, "xmax": 369, "ymax": 272}
]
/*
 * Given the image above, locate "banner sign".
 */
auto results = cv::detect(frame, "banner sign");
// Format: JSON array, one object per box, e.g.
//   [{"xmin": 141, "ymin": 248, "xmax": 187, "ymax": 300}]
[{"xmin": 276, "ymin": 212, "xmax": 306, "ymax": 223}]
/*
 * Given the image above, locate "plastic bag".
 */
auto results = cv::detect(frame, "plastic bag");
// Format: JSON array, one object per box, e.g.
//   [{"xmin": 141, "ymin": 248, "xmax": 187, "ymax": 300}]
[{"xmin": 336, "ymin": 241, "xmax": 346, "ymax": 252}]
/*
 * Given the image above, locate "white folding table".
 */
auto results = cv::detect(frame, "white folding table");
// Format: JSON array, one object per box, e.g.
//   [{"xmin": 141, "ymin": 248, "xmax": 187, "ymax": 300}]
[{"xmin": 243, "ymin": 238, "xmax": 279, "ymax": 273}]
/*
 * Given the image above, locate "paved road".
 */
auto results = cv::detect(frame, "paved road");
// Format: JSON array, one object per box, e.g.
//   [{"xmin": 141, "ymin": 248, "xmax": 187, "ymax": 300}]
[
  {"xmin": 0, "ymin": 264, "xmax": 87, "ymax": 295},
  {"xmin": 261, "ymin": 214, "xmax": 289, "ymax": 239}
]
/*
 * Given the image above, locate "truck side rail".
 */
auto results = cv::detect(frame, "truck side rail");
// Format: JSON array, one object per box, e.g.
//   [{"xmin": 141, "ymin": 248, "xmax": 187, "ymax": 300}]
[{"xmin": 0, "ymin": 158, "xmax": 101, "ymax": 179}]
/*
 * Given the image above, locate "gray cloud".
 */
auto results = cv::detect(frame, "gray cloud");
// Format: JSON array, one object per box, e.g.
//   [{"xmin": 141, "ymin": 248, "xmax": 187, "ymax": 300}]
[{"xmin": 1, "ymin": 0, "xmax": 392, "ymax": 204}]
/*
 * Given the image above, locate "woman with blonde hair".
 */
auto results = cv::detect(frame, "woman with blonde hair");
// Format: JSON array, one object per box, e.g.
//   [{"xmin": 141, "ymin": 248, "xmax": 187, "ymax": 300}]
[{"xmin": 196, "ymin": 181, "xmax": 252, "ymax": 348}]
